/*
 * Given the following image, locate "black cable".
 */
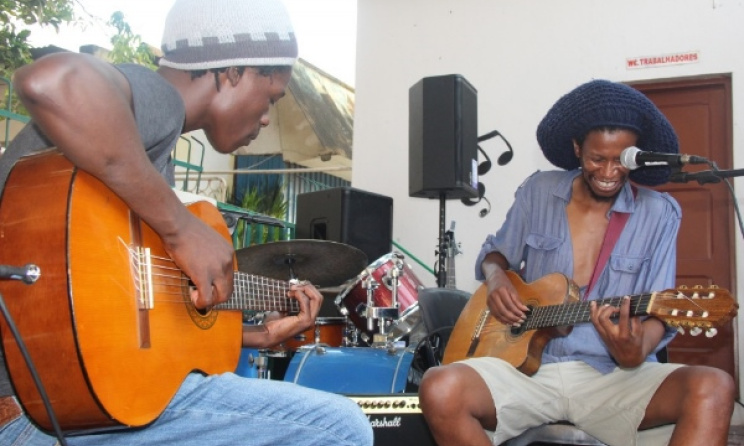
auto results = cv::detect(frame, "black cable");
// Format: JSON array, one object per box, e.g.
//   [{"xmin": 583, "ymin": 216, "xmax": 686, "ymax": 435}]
[
  {"xmin": 463, "ymin": 129, "xmax": 515, "ymax": 217},
  {"xmin": 0, "ymin": 293, "xmax": 68, "ymax": 446},
  {"xmin": 411, "ymin": 325, "xmax": 456, "ymax": 369},
  {"xmin": 709, "ymin": 161, "xmax": 744, "ymax": 241}
]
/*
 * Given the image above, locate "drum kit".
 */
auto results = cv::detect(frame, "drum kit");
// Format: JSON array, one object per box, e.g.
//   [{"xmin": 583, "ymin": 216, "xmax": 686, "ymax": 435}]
[{"xmin": 233, "ymin": 239, "xmax": 427, "ymax": 393}]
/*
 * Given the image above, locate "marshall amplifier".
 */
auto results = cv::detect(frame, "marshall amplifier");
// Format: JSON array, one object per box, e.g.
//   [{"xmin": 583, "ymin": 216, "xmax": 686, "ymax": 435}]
[{"xmin": 347, "ymin": 394, "xmax": 437, "ymax": 446}]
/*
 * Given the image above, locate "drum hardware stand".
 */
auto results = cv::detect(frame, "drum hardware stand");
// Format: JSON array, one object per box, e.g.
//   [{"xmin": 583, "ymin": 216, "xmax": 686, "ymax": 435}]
[
  {"xmin": 313, "ymin": 325, "xmax": 322, "ymax": 345},
  {"xmin": 309, "ymin": 328, "xmax": 332, "ymax": 354},
  {"xmin": 360, "ymin": 260, "xmax": 404, "ymax": 347},
  {"xmin": 248, "ymin": 351, "xmax": 271, "ymax": 379},
  {"xmin": 343, "ymin": 320, "xmax": 358, "ymax": 347},
  {"xmin": 283, "ymin": 256, "xmax": 300, "ymax": 282},
  {"xmin": 310, "ymin": 345, "xmax": 328, "ymax": 354}
]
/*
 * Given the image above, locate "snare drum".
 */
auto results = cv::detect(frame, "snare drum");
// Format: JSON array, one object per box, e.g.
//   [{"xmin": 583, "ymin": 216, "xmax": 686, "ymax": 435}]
[
  {"xmin": 284, "ymin": 346, "xmax": 414, "ymax": 394},
  {"xmin": 335, "ymin": 253, "xmax": 424, "ymax": 337},
  {"xmin": 282, "ymin": 317, "xmax": 348, "ymax": 351}
]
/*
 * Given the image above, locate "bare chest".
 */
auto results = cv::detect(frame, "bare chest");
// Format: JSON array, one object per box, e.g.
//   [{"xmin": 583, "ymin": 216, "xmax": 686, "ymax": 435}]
[{"xmin": 566, "ymin": 204, "xmax": 610, "ymax": 287}]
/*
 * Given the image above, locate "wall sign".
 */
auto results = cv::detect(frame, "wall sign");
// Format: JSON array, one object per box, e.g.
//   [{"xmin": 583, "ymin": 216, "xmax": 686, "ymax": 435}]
[{"xmin": 626, "ymin": 51, "xmax": 700, "ymax": 69}]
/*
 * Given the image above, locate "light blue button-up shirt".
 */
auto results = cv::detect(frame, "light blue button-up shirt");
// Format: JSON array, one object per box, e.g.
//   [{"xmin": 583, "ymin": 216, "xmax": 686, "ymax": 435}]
[{"xmin": 474, "ymin": 169, "xmax": 681, "ymax": 373}]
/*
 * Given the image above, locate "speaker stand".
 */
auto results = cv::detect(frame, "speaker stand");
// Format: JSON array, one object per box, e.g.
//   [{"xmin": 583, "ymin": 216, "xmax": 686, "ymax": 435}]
[{"xmin": 437, "ymin": 193, "xmax": 447, "ymax": 288}]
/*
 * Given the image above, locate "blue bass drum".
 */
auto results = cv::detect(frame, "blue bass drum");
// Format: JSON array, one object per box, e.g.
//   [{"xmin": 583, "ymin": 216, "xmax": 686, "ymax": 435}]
[{"xmin": 284, "ymin": 346, "xmax": 414, "ymax": 394}]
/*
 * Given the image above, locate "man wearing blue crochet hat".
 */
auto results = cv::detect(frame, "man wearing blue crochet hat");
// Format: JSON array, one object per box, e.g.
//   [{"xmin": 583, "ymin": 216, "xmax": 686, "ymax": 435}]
[
  {"xmin": 419, "ymin": 80, "xmax": 735, "ymax": 446},
  {"xmin": 0, "ymin": 0, "xmax": 373, "ymax": 445}
]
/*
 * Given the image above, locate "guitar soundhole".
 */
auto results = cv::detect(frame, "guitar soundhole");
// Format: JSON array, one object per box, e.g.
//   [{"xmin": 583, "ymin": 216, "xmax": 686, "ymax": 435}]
[{"xmin": 184, "ymin": 282, "xmax": 218, "ymax": 329}]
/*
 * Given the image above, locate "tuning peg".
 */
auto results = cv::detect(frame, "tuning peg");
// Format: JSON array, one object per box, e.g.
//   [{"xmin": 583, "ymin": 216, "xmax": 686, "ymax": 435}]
[
  {"xmin": 677, "ymin": 327, "xmax": 686, "ymax": 335},
  {"xmin": 706, "ymin": 328, "xmax": 718, "ymax": 338},
  {"xmin": 689, "ymin": 327, "xmax": 703, "ymax": 337},
  {"xmin": 693, "ymin": 285, "xmax": 703, "ymax": 289}
]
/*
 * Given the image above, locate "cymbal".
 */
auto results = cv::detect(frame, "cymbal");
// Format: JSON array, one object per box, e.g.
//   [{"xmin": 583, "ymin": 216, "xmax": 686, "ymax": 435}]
[{"xmin": 235, "ymin": 239, "xmax": 368, "ymax": 288}]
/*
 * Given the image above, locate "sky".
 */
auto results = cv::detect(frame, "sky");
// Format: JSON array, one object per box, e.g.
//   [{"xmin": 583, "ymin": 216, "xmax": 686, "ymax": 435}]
[{"xmin": 25, "ymin": 0, "xmax": 358, "ymax": 86}]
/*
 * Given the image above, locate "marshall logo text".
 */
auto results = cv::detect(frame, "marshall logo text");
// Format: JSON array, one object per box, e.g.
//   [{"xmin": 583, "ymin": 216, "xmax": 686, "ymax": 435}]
[{"xmin": 368, "ymin": 415, "xmax": 402, "ymax": 428}]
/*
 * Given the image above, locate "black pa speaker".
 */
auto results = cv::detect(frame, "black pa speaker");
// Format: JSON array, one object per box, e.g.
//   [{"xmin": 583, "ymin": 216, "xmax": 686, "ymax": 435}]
[
  {"xmin": 347, "ymin": 394, "xmax": 437, "ymax": 446},
  {"xmin": 409, "ymin": 74, "xmax": 479, "ymax": 199},
  {"xmin": 295, "ymin": 187, "xmax": 393, "ymax": 264}
]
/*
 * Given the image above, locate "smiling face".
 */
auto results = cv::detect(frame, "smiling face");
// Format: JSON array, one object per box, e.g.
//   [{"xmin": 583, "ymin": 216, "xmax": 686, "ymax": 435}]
[
  {"xmin": 204, "ymin": 66, "xmax": 292, "ymax": 154},
  {"xmin": 573, "ymin": 128, "xmax": 637, "ymax": 201}
]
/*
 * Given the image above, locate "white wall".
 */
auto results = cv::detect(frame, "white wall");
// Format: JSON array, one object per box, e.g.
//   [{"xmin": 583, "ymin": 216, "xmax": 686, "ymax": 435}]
[{"xmin": 353, "ymin": 0, "xmax": 744, "ymax": 384}]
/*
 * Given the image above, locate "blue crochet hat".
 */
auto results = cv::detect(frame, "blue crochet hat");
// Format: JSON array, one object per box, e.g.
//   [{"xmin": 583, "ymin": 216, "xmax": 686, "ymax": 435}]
[{"xmin": 536, "ymin": 79, "xmax": 679, "ymax": 186}]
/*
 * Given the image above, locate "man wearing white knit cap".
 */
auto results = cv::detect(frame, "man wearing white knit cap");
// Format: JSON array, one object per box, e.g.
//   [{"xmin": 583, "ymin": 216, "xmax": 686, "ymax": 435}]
[{"xmin": 0, "ymin": 0, "xmax": 374, "ymax": 444}]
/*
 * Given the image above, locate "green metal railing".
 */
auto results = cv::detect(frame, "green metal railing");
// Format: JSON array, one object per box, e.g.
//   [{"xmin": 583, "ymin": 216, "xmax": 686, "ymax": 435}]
[
  {"xmin": 173, "ymin": 135, "xmax": 205, "ymax": 193},
  {"xmin": 1, "ymin": 76, "xmax": 30, "ymax": 149},
  {"xmin": 216, "ymin": 202, "xmax": 295, "ymax": 249}
]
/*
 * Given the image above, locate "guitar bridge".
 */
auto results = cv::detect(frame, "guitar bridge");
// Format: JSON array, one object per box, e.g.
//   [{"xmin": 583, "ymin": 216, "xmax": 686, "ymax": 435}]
[
  {"xmin": 134, "ymin": 246, "xmax": 154, "ymax": 310},
  {"xmin": 466, "ymin": 309, "xmax": 490, "ymax": 357}
]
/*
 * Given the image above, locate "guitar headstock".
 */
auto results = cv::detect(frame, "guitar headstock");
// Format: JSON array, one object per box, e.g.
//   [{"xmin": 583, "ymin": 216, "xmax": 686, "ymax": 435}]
[{"xmin": 648, "ymin": 285, "xmax": 738, "ymax": 337}]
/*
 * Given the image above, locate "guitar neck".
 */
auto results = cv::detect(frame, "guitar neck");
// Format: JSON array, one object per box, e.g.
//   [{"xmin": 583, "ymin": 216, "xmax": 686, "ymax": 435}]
[
  {"xmin": 216, "ymin": 272, "xmax": 299, "ymax": 313},
  {"xmin": 444, "ymin": 230, "xmax": 457, "ymax": 290},
  {"xmin": 524, "ymin": 294, "xmax": 652, "ymax": 330},
  {"xmin": 445, "ymin": 255, "xmax": 456, "ymax": 289}
]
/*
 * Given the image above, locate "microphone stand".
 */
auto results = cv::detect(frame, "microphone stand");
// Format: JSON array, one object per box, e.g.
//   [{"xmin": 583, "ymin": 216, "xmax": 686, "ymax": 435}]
[
  {"xmin": 668, "ymin": 165, "xmax": 744, "ymax": 242},
  {"xmin": 437, "ymin": 193, "xmax": 447, "ymax": 288},
  {"xmin": 669, "ymin": 168, "xmax": 744, "ymax": 184}
]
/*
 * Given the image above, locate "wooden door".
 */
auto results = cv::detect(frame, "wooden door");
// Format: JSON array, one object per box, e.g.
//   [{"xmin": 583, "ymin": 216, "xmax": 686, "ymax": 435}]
[{"xmin": 632, "ymin": 76, "xmax": 737, "ymax": 390}]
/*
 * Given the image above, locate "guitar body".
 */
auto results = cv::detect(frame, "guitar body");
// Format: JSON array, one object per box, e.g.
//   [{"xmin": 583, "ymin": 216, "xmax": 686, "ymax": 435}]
[
  {"xmin": 443, "ymin": 271, "xmax": 577, "ymax": 375},
  {"xmin": 0, "ymin": 151, "xmax": 241, "ymax": 432}
]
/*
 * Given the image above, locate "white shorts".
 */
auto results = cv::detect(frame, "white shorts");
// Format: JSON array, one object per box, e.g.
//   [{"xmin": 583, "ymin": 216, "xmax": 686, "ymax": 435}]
[{"xmin": 461, "ymin": 358, "xmax": 683, "ymax": 446}]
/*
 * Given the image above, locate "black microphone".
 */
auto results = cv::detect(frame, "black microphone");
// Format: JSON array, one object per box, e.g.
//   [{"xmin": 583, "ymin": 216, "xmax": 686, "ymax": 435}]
[
  {"xmin": 0, "ymin": 264, "xmax": 41, "ymax": 284},
  {"xmin": 620, "ymin": 146, "xmax": 709, "ymax": 170}
]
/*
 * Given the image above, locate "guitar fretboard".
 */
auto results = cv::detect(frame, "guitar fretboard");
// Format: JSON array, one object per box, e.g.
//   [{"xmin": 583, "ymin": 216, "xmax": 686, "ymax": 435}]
[
  {"xmin": 215, "ymin": 272, "xmax": 299, "ymax": 313},
  {"xmin": 523, "ymin": 294, "xmax": 653, "ymax": 330}
]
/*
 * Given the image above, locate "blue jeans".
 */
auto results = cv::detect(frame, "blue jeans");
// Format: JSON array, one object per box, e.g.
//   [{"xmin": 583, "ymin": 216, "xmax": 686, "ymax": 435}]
[{"xmin": 0, "ymin": 373, "xmax": 373, "ymax": 445}]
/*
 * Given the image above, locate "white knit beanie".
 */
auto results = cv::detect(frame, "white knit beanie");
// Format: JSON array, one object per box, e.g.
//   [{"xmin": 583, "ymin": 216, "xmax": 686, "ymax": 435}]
[{"xmin": 160, "ymin": 0, "xmax": 298, "ymax": 70}]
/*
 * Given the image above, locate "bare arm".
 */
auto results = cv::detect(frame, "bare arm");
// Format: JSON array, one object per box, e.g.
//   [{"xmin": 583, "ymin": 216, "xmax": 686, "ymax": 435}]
[
  {"xmin": 241, "ymin": 283, "xmax": 322, "ymax": 348},
  {"xmin": 13, "ymin": 53, "xmax": 233, "ymax": 308}
]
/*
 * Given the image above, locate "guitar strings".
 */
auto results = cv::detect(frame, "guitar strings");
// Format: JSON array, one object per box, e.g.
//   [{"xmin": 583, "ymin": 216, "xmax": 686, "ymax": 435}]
[
  {"xmin": 128, "ymin": 253, "xmax": 299, "ymax": 311},
  {"xmin": 526, "ymin": 295, "xmax": 654, "ymax": 329},
  {"xmin": 478, "ymin": 291, "xmax": 715, "ymax": 333}
]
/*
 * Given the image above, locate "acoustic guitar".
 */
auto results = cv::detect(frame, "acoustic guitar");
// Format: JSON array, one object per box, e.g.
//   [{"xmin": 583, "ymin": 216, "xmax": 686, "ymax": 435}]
[
  {"xmin": 443, "ymin": 270, "xmax": 737, "ymax": 375},
  {"xmin": 0, "ymin": 150, "xmax": 299, "ymax": 433}
]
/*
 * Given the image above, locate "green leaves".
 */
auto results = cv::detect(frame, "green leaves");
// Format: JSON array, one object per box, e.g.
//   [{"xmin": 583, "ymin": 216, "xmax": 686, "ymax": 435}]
[
  {"xmin": 106, "ymin": 11, "xmax": 157, "ymax": 69},
  {"xmin": 1, "ymin": 0, "xmax": 76, "ymax": 111}
]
